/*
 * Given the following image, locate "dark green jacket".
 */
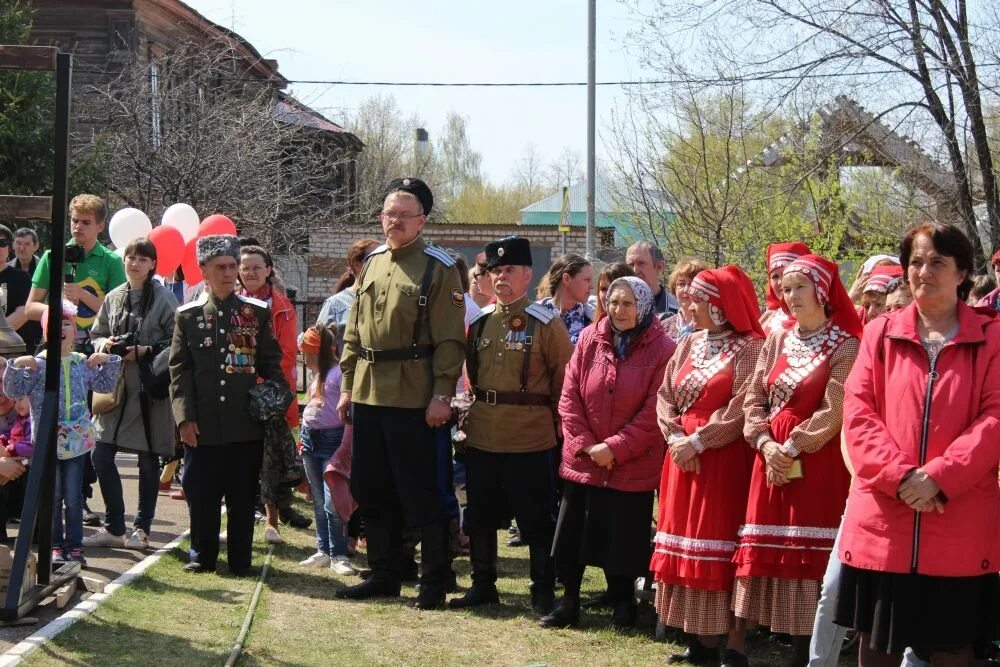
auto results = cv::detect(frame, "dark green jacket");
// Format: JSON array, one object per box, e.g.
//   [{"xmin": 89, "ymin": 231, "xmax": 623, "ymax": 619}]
[{"xmin": 169, "ymin": 290, "xmax": 285, "ymax": 446}]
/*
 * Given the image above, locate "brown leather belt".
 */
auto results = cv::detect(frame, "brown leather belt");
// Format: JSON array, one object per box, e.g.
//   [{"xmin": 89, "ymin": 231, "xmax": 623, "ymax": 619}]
[{"xmin": 473, "ymin": 389, "xmax": 550, "ymax": 407}]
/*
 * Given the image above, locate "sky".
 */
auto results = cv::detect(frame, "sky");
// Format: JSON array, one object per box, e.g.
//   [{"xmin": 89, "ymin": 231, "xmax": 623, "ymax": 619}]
[{"xmin": 182, "ymin": 0, "xmax": 650, "ymax": 185}]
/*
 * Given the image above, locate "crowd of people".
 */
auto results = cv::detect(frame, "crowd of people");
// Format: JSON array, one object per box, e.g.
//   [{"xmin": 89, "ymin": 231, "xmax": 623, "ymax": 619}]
[{"xmin": 0, "ymin": 180, "xmax": 999, "ymax": 667}]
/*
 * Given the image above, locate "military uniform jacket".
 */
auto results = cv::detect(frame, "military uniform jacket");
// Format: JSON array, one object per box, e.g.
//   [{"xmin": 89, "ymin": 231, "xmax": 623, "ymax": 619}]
[
  {"xmin": 341, "ymin": 234, "xmax": 466, "ymax": 408},
  {"xmin": 465, "ymin": 294, "xmax": 574, "ymax": 454},
  {"xmin": 169, "ymin": 290, "xmax": 286, "ymax": 446}
]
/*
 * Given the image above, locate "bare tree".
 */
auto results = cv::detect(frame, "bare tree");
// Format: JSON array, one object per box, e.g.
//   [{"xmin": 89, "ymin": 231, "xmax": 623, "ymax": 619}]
[
  {"xmin": 436, "ymin": 110, "xmax": 482, "ymax": 199},
  {"xmin": 510, "ymin": 143, "xmax": 546, "ymax": 202},
  {"xmin": 546, "ymin": 146, "xmax": 585, "ymax": 191},
  {"xmin": 623, "ymin": 0, "xmax": 1000, "ymax": 263},
  {"xmin": 78, "ymin": 39, "xmax": 358, "ymax": 252}
]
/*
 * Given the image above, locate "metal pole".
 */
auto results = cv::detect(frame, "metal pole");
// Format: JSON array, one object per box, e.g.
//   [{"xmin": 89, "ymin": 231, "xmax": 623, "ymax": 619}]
[{"xmin": 586, "ymin": 0, "xmax": 597, "ymax": 260}]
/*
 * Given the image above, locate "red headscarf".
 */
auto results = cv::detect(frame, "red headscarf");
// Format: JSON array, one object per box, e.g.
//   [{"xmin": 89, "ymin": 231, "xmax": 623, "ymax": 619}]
[
  {"xmin": 863, "ymin": 264, "xmax": 904, "ymax": 295},
  {"xmin": 781, "ymin": 254, "xmax": 863, "ymax": 338},
  {"xmin": 689, "ymin": 265, "xmax": 766, "ymax": 339},
  {"xmin": 765, "ymin": 242, "xmax": 812, "ymax": 309}
]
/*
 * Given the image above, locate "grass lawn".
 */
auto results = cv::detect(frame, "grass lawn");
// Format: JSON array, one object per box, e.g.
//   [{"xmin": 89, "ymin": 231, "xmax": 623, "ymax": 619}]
[{"xmin": 21, "ymin": 505, "xmax": 858, "ymax": 666}]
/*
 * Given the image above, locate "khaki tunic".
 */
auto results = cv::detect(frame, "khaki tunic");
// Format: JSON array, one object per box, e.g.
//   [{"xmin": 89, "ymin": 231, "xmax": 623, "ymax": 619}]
[
  {"xmin": 341, "ymin": 234, "xmax": 466, "ymax": 408},
  {"xmin": 465, "ymin": 294, "xmax": 573, "ymax": 454},
  {"xmin": 169, "ymin": 291, "xmax": 286, "ymax": 446}
]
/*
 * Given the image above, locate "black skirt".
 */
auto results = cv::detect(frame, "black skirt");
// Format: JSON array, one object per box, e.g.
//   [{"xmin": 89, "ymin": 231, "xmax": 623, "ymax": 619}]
[
  {"xmin": 551, "ymin": 480, "xmax": 654, "ymax": 577},
  {"xmin": 835, "ymin": 564, "xmax": 1000, "ymax": 655}
]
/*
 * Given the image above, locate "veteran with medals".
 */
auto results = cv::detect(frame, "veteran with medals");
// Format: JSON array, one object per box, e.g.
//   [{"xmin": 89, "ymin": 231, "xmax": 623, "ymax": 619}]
[
  {"xmin": 169, "ymin": 235, "xmax": 286, "ymax": 576},
  {"xmin": 334, "ymin": 178, "xmax": 467, "ymax": 609},
  {"xmin": 448, "ymin": 236, "xmax": 574, "ymax": 616}
]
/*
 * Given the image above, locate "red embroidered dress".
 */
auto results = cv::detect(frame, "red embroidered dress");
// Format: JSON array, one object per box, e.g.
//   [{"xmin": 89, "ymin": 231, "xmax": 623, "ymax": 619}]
[
  {"xmin": 732, "ymin": 321, "xmax": 859, "ymax": 634},
  {"xmin": 651, "ymin": 329, "xmax": 764, "ymax": 635}
]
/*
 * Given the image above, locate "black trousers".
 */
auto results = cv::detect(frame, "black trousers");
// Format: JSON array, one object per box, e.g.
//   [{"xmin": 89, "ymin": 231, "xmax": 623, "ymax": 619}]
[
  {"xmin": 350, "ymin": 403, "xmax": 446, "ymax": 528},
  {"xmin": 463, "ymin": 446, "xmax": 558, "ymax": 544},
  {"xmin": 182, "ymin": 440, "xmax": 263, "ymax": 571}
]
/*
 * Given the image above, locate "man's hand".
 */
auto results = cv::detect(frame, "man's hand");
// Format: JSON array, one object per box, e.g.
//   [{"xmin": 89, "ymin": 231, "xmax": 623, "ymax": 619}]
[
  {"xmin": 179, "ymin": 420, "xmax": 200, "ymax": 448},
  {"xmin": 425, "ymin": 398, "xmax": 451, "ymax": 428},
  {"xmin": 587, "ymin": 443, "xmax": 616, "ymax": 470},
  {"xmin": 63, "ymin": 282, "xmax": 84, "ymax": 302},
  {"xmin": 336, "ymin": 392, "xmax": 352, "ymax": 424}
]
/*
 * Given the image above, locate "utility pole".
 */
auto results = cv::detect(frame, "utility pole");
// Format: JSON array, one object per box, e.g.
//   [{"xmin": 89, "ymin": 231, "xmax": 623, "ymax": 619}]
[{"xmin": 585, "ymin": 0, "xmax": 596, "ymax": 260}]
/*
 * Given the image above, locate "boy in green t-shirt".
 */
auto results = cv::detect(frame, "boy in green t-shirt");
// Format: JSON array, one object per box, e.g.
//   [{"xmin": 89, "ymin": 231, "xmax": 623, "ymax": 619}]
[{"xmin": 26, "ymin": 194, "xmax": 126, "ymax": 353}]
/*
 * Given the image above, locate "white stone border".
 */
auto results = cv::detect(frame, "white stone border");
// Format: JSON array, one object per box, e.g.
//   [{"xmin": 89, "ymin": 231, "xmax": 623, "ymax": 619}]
[{"xmin": 0, "ymin": 529, "xmax": 189, "ymax": 666}]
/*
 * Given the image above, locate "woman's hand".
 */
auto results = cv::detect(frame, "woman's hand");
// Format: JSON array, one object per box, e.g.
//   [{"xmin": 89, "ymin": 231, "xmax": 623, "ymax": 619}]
[
  {"xmin": 0, "ymin": 458, "xmax": 27, "ymax": 483},
  {"xmin": 762, "ymin": 441, "xmax": 793, "ymax": 473},
  {"xmin": 847, "ymin": 266, "xmax": 869, "ymax": 303},
  {"xmin": 898, "ymin": 468, "xmax": 942, "ymax": 506},
  {"xmin": 587, "ymin": 443, "xmax": 616, "ymax": 470},
  {"xmin": 670, "ymin": 438, "xmax": 698, "ymax": 465},
  {"xmin": 86, "ymin": 352, "xmax": 111, "ymax": 368},
  {"xmin": 766, "ymin": 466, "xmax": 789, "ymax": 487}
]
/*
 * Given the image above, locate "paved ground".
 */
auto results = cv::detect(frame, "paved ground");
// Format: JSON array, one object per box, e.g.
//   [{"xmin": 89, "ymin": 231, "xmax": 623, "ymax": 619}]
[{"xmin": 0, "ymin": 453, "xmax": 191, "ymax": 652}]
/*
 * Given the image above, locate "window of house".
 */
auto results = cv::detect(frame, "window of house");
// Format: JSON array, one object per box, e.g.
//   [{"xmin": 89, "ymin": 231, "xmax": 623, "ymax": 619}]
[
  {"xmin": 149, "ymin": 60, "xmax": 162, "ymax": 147},
  {"xmin": 109, "ymin": 19, "xmax": 135, "ymax": 52}
]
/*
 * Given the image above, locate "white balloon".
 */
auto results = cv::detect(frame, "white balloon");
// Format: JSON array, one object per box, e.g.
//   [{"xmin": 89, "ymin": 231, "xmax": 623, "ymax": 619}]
[
  {"xmin": 161, "ymin": 203, "xmax": 200, "ymax": 242},
  {"xmin": 109, "ymin": 208, "xmax": 152, "ymax": 249},
  {"xmin": 114, "ymin": 246, "xmax": 126, "ymax": 259}
]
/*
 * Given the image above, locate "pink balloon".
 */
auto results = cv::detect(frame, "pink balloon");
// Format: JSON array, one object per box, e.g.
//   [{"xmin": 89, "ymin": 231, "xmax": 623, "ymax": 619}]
[
  {"xmin": 198, "ymin": 214, "xmax": 237, "ymax": 238},
  {"xmin": 180, "ymin": 237, "xmax": 203, "ymax": 284},
  {"xmin": 148, "ymin": 225, "xmax": 185, "ymax": 277}
]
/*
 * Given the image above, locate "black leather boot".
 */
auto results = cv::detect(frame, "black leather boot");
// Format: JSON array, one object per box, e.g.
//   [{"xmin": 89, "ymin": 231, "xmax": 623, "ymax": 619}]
[
  {"xmin": 787, "ymin": 636, "xmax": 809, "ymax": 667},
  {"xmin": 413, "ymin": 519, "xmax": 449, "ymax": 610},
  {"xmin": 335, "ymin": 518, "xmax": 400, "ymax": 600},
  {"xmin": 668, "ymin": 642, "xmax": 720, "ymax": 665},
  {"xmin": 539, "ymin": 596, "xmax": 580, "ymax": 628},
  {"xmin": 528, "ymin": 542, "xmax": 555, "ymax": 615},
  {"xmin": 449, "ymin": 532, "xmax": 500, "ymax": 609}
]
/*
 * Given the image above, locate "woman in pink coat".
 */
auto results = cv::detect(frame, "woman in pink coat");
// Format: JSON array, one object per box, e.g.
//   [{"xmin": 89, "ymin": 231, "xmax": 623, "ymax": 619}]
[
  {"xmin": 542, "ymin": 276, "xmax": 676, "ymax": 631},
  {"xmin": 836, "ymin": 221, "xmax": 1000, "ymax": 667}
]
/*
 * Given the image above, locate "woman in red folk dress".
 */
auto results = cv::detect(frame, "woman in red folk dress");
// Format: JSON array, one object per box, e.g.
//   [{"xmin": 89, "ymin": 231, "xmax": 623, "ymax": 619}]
[
  {"xmin": 760, "ymin": 242, "xmax": 811, "ymax": 335},
  {"xmin": 733, "ymin": 255, "xmax": 861, "ymax": 667},
  {"xmin": 651, "ymin": 265, "xmax": 766, "ymax": 667}
]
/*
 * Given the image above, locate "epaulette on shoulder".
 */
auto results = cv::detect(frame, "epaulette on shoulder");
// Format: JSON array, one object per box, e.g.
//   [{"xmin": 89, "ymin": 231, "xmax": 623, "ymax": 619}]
[
  {"xmin": 525, "ymin": 302, "xmax": 557, "ymax": 325},
  {"xmin": 177, "ymin": 294, "xmax": 206, "ymax": 312},
  {"xmin": 424, "ymin": 244, "xmax": 456, "ymax": 267},
  {"xmin": 365, "ymin": 244, "xmax": 389, "ymax": 261},
  {"xmin": 469, "ymin": 305, "xmax": 494, "ymax": 326},
  {"xmin": 237, "ymin": 294, "xmax": 269, "ymax": 309}
]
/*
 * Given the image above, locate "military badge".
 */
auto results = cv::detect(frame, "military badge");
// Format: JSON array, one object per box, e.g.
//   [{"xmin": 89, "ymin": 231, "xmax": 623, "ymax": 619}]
[{"xmin": 451, "ymin": 289, "xmax": 464, "ymax": 307}]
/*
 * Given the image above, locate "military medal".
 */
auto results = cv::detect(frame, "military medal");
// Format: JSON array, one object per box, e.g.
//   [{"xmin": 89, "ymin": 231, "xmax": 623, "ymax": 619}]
[{"xmin": 509, "ymin": 315, "xmax": 526, "ymax": 332}]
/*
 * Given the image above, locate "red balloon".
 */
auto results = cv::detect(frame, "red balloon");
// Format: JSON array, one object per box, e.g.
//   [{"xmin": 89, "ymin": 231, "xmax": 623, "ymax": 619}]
[
  {"xmin": 180, "ymin": 237, "xmax": 203, "ymax": 284},
  {"xmin": 198, "ymin": 214, "xmax": 237, "ymax": 238},
  {"xmin": 148, "ymin": 225, "xmax": 185, "ymax": 277}
]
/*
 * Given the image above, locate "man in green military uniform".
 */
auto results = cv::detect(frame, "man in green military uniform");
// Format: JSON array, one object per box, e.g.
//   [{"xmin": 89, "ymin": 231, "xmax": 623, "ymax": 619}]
[
  {"xmin": 169, "ymin": 235, "xmax": 286, "ymax": 576},
  {"xmin": 448, "ymin": 236, "xmax": 573, "ymax": 616},
  {"xmin": 335, "ymin": 177, "xmax": 466, "ymax": 609}
]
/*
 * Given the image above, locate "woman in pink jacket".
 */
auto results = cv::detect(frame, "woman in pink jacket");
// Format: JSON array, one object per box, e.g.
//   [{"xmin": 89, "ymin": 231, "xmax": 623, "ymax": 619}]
[
  {"xmin": 542, "ymin": 276, "xmax": 676, "ymax": 631},
  {"xmin": 836, "ymin": 222, "xmax": 1000, "ymax": 667}
]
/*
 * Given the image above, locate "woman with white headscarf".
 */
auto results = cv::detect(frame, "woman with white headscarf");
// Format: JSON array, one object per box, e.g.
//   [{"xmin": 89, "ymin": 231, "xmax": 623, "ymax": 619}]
[{"xmin": 543, "ymin": 276, "xmax": 676, "ymax": 631}]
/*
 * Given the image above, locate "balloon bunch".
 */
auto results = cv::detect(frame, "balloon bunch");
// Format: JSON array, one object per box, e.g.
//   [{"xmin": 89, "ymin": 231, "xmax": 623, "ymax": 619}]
[{"xmin": 108, "ymin": 204, "xmax": 237, "ymax": 283}]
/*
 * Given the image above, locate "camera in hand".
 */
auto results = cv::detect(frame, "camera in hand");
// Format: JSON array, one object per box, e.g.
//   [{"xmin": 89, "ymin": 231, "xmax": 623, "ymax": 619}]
[
  {"xmin": 64, "ymin": 244, "xmax": 85, "ymax": 264},
  {"xmin": 109, "ymin": 332, "xmax": 136, "ymax": 357}
]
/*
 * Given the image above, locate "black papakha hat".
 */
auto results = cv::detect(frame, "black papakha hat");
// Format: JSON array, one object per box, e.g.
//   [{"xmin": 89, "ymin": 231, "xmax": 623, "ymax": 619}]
[
  {"xmin": 383, "ymin": 177, "xmax": 433, "ymax": 215},
  {"xmin": 484, "ymin": 236, "xmax": 532, "ymax": 269}
]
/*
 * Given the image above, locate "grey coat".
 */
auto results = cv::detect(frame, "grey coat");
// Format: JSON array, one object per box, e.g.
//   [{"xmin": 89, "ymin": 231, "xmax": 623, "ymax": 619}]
[{"xmin": 92, "ymin": 280, "xmax": 179, "ymax": 456}]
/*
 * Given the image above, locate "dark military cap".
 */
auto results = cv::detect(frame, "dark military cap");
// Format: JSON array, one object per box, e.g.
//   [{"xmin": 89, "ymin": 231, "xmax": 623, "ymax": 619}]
[
  {"xmin": 383, "ymin": 177, "xmax": 433, "ymax": 215},
  {"xmin": 484, "ymin": 236, "xmax": 532, "ymax": 269}
]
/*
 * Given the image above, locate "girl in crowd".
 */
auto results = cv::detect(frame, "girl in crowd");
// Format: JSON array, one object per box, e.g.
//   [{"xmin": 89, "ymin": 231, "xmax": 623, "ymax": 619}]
[
  {"xmin": 760, "ymin": 243, "xmax": 811, "ymax": 334},
  {"xmin": 545, "ymin": 276, "xmax": 675, "ymax": 630},
  {"xmin": 537, "ymin": 253, "xmax": 594, "ymax": 345},
  {"xmin": 846, "ymin": 254, "xmax": 900, "ymax": 304},
  {"xmin": 298, "ymin": 324, "xmax": 356, "ymax": 575},
  {"xmin": 837, "ymin": 222, "xmax": 1000, "ymax": 666},
  {"xmin": 651, "ymin": 266, "xmax": 765, "ymax": 667},
  {"xmin": 316, "ymin": 238, "xmax": 380, "ymax": 350},
  {"xmin": 237, "ymin": 245, "xmax": 299, "ymax": 544},
  {"xmin": 734, "ymin": 255, "xmax": 861, "ymax": 666},
  {"xmin": 661, "ymin": 258, "xmax": 708, "ymax": 341},
  {"xmin": 87, "ymin": 238, "xmax": 179, "ymax": 551},
  {"xmin": 858, "ymin": 264, "xmax": 903, "ymax": 324},
  {"xmin": 593, "ymin": 262, "xmax": 634, "ymax": 321}
]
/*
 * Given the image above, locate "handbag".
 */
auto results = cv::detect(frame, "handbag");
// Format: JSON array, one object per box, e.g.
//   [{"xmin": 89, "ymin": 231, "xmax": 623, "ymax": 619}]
[
  {"xmin": 139, "ymin": 346, "xmax": 171, "ymax": 400},
  {"xmin": 92, "ymin": 371, "xmax": 125, "ymax": 415}
]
